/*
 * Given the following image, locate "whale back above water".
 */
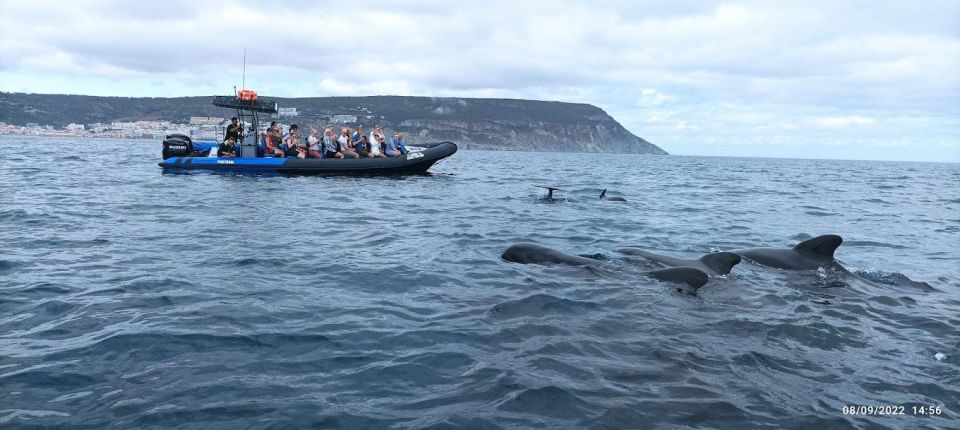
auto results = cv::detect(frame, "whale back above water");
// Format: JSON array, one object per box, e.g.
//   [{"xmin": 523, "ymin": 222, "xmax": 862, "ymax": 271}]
[
  {"xmin": 646, "ymin": 267, "xmax": 708, "ymax": 289},
  {"xmin": 501, "ymin": 242, "xmax": 599, "ymax": 266},
  {"xmin": 600, "ymin": 189, "xmax": 627, "ymax": 202},
  {"xmin": 732, "ymin": 234, "xmax": 844, "ymax": 270},
  {"xmin": 618, "ymin": 248, "xmax": 741, "ymax": 276},
  {"xmin": 502, "ymin": 242, "xmax": 709, "ymax": 288}
]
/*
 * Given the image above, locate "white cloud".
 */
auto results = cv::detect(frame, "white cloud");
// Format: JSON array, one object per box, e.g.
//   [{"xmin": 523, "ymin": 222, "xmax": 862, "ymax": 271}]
[
  {"xmin": 809, "ymin": 115, "xmax": 877, "ymax": 128},
  {"xmin": 0, "ymin": 0, "xmax": 958, "ymax": 161}
]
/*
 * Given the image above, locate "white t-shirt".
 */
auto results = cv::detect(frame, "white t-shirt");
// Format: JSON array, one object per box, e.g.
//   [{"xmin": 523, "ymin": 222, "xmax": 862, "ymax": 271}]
[
  {"xmin": 369, "ymin": 131, "xmax": 382, "ymax": 155},
  {"xmin": 307, "ymin": 135, "xmax": 320, "ymax": 151}
]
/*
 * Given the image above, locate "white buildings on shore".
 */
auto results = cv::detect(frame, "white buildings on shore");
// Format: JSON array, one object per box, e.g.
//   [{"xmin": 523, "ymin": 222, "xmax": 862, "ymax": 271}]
[
  {"xmin": 0, "ymin": 119, "xmax": 219, "ymax": 140},
  {"xmin": 0, "ymin": 109, "xmax": 381, "ymax": 141}
]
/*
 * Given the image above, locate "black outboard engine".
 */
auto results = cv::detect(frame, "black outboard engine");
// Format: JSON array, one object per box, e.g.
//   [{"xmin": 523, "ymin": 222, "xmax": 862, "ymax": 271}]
[{"xmin": 162, "ymin": 134, "xmax": 192, "ymax": 159}]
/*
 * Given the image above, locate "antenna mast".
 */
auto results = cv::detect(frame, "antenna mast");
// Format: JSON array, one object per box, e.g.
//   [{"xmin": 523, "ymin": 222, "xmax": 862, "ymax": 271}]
[{"xmin": 242, "ymin": 48, "xmax": 247, "ymax": 89}]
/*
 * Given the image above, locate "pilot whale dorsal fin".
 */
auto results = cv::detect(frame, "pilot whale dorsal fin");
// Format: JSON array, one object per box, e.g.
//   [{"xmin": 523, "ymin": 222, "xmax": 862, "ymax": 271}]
[
  {"xmin": 600, "ymin": 189, "xmax": 607, "ymax": 199},
  {"xmin": 696, "ymin": 252, "xmax": 741, "ymax": 275},
  {"xmin": 792, "ymin": 234, "xmax": 843, "ymax": 260}
]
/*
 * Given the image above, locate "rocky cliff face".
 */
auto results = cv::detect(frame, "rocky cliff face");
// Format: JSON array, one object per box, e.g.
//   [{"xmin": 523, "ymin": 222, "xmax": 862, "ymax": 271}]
[
  {"xmin": 315, "ymin": 96, "xmax": 666, "ymax": 154},
  {"xmin": 0, "ymin": 93, "xmax": 667, "ymax": 154},
  {"xmin": 397, "ymin": 117, "xmax": 661, "ymax": 153}
]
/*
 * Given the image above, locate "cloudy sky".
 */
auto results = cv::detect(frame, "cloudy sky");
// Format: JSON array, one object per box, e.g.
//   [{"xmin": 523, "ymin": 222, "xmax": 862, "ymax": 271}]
[{"xmin": 1, "ymin": 0, "xmax": 958, "ymax": 161}]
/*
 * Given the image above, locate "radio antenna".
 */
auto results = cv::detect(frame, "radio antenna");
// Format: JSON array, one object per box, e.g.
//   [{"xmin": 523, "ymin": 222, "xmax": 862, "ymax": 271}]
[{"xmin": 241, "ymin": 48, "xmax": 247, "ymax": 89}]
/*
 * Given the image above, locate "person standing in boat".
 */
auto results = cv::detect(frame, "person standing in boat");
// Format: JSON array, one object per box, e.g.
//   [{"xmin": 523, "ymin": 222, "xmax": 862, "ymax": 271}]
[
  {"xmin": 224, "ymin": 117, "xmax": 241, "ymax": 142},
  {"xmin": 338, "ymin": 128, "xmax": 359, "ymax": 158},
  {"xmin": 322, "ymin": 128, "xmax": 344, "ymax": 159}
]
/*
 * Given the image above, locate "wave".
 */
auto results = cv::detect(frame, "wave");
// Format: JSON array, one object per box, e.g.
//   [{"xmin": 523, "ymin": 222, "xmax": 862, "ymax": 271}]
[
  {"xmin": 843, "ymin": 240, "xmax": 908, "ymax": 249},
  {"xmin": 488, "ymin": 294, "xmax": 601, "ymax": 319},
  {"xmin": 853, "ymin": 270, "xmax": 936, "ymax": 291}
]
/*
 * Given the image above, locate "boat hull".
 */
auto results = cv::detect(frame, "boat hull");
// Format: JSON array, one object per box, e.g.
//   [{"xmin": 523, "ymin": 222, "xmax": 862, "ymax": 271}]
[{"xmin": 159, "ymin": 142, "xmax": 457, "ymax": 175}]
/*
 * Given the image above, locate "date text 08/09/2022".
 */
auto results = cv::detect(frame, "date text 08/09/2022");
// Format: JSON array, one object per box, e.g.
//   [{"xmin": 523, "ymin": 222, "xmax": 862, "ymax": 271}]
[{"xmin": 842, "ymin": 405, "xmax": 943, "ymax": 416}]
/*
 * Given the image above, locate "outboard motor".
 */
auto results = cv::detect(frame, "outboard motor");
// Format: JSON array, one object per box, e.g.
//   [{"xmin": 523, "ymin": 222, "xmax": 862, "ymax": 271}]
[
  {"xmin": 162, "ymin": 135, "xmax": 192, "ymax": 159},
  {"xmin": 166, "ymin": 133, "xmax": 192, "ymax": 143}
]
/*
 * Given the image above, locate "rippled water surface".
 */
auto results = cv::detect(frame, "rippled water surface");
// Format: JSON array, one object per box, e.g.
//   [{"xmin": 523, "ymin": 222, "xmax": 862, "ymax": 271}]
[{"xmin": 1, "ymin": 136, "xmax": 958, "ymax": 429}]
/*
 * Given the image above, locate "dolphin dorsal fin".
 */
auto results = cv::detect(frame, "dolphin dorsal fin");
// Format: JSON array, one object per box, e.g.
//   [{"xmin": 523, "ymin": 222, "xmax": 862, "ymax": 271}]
[
  {"xmin": 793, "ymin": 235, "xmax": 843, "ymax": 260},
  {"xmin": 697, "ymin": 252, "xmax": 741, "ymax": 275},
  {"xmin": 600, "ymin": 189, "xmax": 607, "ymax": 199}
]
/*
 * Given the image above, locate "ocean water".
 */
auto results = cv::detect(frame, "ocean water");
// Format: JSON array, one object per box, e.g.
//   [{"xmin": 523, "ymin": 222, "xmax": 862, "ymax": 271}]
[{"xmin": 1, "ymin": 136, "xmax": 958, "ymax": 429}]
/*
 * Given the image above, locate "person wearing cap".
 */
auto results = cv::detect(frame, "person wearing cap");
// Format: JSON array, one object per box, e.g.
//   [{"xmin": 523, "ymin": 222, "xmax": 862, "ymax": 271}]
[{"xmin": 224, "ymin": 117, "xmax": 241, "ymax": 142}]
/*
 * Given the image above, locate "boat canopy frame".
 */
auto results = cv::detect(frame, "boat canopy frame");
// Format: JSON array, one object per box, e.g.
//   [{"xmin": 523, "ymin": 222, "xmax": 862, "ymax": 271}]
[{"xmin": 212, "ymin": 95, "xmax": 278, "ymax": 157}]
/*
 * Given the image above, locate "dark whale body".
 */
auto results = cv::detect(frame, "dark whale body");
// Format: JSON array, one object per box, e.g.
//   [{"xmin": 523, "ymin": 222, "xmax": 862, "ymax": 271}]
[
  {"xmin": 600, "ymin": 189, "xmax": 627, "ymax": 202},
  {"xmin": 731, "ymin": 234, "xmax": 846, "ymax": 271},
  {"xmin": 501, "ymin": 242, "xmax": 709, "ymax": 289},
  {"xmin": 617, "ymin": 248, "xmax": 741, "ymax": 276}
]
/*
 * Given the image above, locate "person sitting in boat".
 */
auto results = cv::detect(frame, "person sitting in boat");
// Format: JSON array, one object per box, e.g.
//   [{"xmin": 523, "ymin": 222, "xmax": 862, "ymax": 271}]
[
  {"xmin": 369, "ymin": 125, "xmax": 387, "ymax": 158},
  {"xmin": 265, "ymin": 121, "xmax": 285, "ymax": 157},
  {"xmin": 396, "ymin": 132, "xmax": 409, "ymax": 154},
  {"xmin": 354, "ymin": 134, "xmax": 372, "ymax": 158},
  {"xmin": 307, "ymin": 128, "xmax": 323, "ymax": 158},
  {"xmin": 224, "ymin": 117, "xmax": 241, "ymax": 142},
  {"xmin": 337, "ymin": 128, "xmax": 359, "ymax": 158},
  {"xmin": 352, "ymin": 124, "xmax": 365, "ymax": 143},
  {"xmin": 218, "ymin": 137, "xmax": 237, "ymax": 157},
  {"xmin": 386, "ymin": 132, "xmax": 408, "ymax": 157},
  {"xmin": 322, "ymin": 128, "xmax": 344, "ymax": 159},
  {"xmin": 285, "ymin": 124, "xmax": 308, "ymax": 159}
]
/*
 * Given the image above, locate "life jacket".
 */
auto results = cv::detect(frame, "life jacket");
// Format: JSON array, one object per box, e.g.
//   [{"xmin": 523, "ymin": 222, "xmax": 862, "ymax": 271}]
[
  {"xmin": 217, "ymin": 140, "xmax": 236, "ymax": 156},
  {"xmin": 263, "ymin": 132, "xmax": 279, "ymax": 155}
]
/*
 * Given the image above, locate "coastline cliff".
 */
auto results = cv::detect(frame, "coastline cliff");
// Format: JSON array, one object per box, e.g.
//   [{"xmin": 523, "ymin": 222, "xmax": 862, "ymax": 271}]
[{"xmin": 0, "ymin": 93, "xmax": 667, "ymax": 154}]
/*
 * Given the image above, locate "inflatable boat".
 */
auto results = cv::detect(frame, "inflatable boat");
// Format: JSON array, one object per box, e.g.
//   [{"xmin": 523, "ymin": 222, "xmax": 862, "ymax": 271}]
[
  {"xmin": 159, "ymin": 140, "xmax": 457, "ymax": 175},
  {"xmin": 158, "ymin": 92, "xmax": 457, "ymax": 175}
]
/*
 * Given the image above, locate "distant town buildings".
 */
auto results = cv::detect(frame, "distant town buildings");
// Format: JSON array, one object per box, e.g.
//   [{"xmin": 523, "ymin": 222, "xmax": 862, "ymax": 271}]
[
  {"xmin": 0, "ymin": 105, "xmax": 387, "ymax": 141},
  {"xmin": 0, "ymin": 120, "xmax": 198, "ymax": 140},
  {"xmin": 330, "ymin": 114, "xmax": 358, "ymax": 123},
  {"xmin": 189, "ymin": 116, "xmax": 224, "ymax": 125}
]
